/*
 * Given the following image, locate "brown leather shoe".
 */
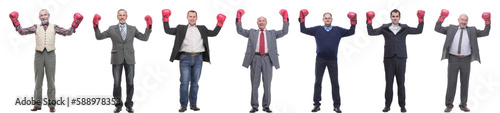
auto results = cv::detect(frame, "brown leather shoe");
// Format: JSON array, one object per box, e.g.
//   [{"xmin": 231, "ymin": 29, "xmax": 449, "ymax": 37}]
[
  {"xmin": 30, "ymin": 106, "xmax": 41, "ymax": 111},
  {"xmin": 49, "ymin": 107, "xmax": 55, "ymax": 112},
  {"xmin": 444, "ymin": 107, "xmax": 452, "ymax": 112},
  {"xmin": 460, "ymin": 106, "xmax": 470, "ymax": 112}
]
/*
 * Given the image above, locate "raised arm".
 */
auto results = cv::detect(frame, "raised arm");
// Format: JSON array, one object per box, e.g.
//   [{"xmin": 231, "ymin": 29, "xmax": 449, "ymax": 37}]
[
  {"xmin": 366, "ymin": 11, "xmax": 382, "ymax": 35},
  {"xmin": 134, "ymin": 15, "xmax": 153, "ymax": 41},
  {"xmin": 299, "ymin": 9, "xmax": 316, "ymax": 36},
  {"xmin": 162, "ymin": 9, "xmax": 177, "ymax": 35},
  {"xmin": 53, "ymin": 25, "xmax": 74, "ymax": 36},
  {"xmin": 10, "ymin": 11, "xmax": 36, "ymax": 35},
  {"xmin": 134, "ymin": 27, "xmax": 151, "ymax": 41},
  {"xmin": 477, "ymin": 12, "xmax": 491, "ymax": 37},
  {"xmin": 408, "ymin": 10, "xmax": 425, "ymax": 34},
  {"xmin": 434, "ymin": 9, "xmax": 449, "ymax": 34},
  {"xmin": 343, "ymin": 12, "xmax": 357, "ymax": 37},
  {"xmin": 276, "ymin": 9, "xmax": 289, "ymax": 38},
  {"xmin": 93, "ymin": 14, "xmax": 111, "ymax": 40},
  {"xmin": 207, "ymin": 14, "xmax": 225, "ymax": 37},
  {"xmin": 236, "ymin": 9, "xmax": 251, "ymax": 38}
]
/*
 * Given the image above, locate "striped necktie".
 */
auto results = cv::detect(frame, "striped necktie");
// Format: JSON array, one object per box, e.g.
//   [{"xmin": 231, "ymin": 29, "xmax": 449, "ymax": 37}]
[{"xmin": 120, "ymin": 25, "xmax": 126, "ymax": 41}]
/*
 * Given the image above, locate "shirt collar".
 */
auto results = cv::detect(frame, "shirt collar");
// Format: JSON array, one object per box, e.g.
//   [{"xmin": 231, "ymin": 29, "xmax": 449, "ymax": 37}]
[
  {"xmin": 41, "ymin": 22, "xmax": 49, "ymax": 26},
  {"xmin": 458, "ymin": 26, "xmax": 466, "ymax": 30},
  {"xmin": 323, "ymin": 25, "xmax": 333, "ymax": 29},
  {"xmin": 119, "ymin": 23, "xmax": 127, "ymax": 27},
  {"xmin": 390, "ymin": 23, "xmax": 399, "ymax": 27}
]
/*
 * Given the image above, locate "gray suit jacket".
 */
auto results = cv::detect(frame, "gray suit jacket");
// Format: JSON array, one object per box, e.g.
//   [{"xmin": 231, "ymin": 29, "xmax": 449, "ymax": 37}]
[
  {"xmin": 95, "ymin": 24, "xmax": 151, "ymax": 64},
  {"xmin": 236, "ymin": 22, "xmax": 289, "ymax": 69},
  {"xmin": 435, "ymin": 21, "xmax": 490, "ymax": 63}
]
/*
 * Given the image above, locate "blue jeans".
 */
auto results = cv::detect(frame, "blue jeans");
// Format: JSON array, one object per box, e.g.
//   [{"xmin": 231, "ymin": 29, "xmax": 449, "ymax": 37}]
[
  {"xmin": 179, "ymin": 54, "xmax": 203, "ymax": 107},
  {"xmin": 112, "ymin": 61, "xmax": 135, "ymax": 108},
  {"xmin": 313, "ymin": 56, "xmax": 341, "ymax": 108}
]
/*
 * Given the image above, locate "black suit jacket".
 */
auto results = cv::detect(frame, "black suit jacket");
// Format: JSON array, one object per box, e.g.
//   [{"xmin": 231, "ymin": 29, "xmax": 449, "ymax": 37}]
[
  {"xmin": 163, "ymin": 22, "xmax": 221, "ymax": 62},
  {"xmin": 367, "ymin": 22, "xmax": 423, "ymax": 58}
]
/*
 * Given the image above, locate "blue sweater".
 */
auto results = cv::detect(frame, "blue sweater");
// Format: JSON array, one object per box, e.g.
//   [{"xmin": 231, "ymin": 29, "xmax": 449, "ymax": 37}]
[{"xmin": 300, "ymin": 23, "xmax": 355, "ymax": 60}]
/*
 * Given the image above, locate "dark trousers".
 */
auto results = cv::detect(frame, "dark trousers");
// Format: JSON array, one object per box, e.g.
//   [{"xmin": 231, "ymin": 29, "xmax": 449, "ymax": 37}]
[
  {"xmin": 313, "ymin": 56, "xmax": 341, "ymax": 108},
  {"xmin": 383, "ymin": 55, "xmax": 407, "ymax": 108},
  {"xmin": 445, "ymin": 55, "xmax": 471, "ymax": 108},
  {"xmin": 112, "ymin": 61, "xmax": 135, "ymax": 108}
]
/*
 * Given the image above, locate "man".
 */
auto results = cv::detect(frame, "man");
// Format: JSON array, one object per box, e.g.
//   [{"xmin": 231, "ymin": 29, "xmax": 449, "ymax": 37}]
[
  {"xmin": 9, "ymin": 9, "xmax": 82, "ymax": 112},
  {"xmin": 299, "ymin": 9, "xmax": 356, "ymax": 113},
  {"xmin": 366, "ymin": 9, "xmax": 424, "ymax": 112},
  {"xmin": 93, "ymin": 9, "xmax": 152, "ymax": 113},
  {"xmin": 235, "ymin": 9, "xmax": 289, "ymax": 113},
  {"xmin": 435, "ymin": 9, "xmax": 491, "ymax": 112},
  {"xmin": 162, "ymin": 9, "xmax": 226, "ymax": 112}
]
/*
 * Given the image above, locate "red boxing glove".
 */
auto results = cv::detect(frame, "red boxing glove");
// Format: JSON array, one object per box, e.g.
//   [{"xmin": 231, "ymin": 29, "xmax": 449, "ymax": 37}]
[
  {"xmin": 482, "ymin": 12, "xmax": 491, "ymax": 25},
  {"xmin": 162, "ymin": 9, "xmax": 171, "ymax": 22},
  {"xmin": 93, "ymin": 14, "xmax": 101, "ymax": 29},
  {"xmin": 299, "ymin": 9, "xmax": 308, "ymax": 23},
  {"xmin": 9, "ymin": 11, "xmax": 20, "ymax": 27},
  {"xmin": 145, "ymin": 15, "xmax": 152, "ymax": 30},
  {"xmin": 366, "ymin": 11, "xmax": 375, "ymax": 24},
  {"xmin": 236, "ymin": 9, "xmax": 245, "ymax": 23},
  {"xmin": 417, "ymin": 10, "xmax": 425, "ymax": 23},
  {"xmin": 279, "ymin": 9, "xmax": 289, "ymax": 22},
  {"xmin": 347, "ymin": 12, "xmax": 357, "ymax": 25},
  {"xmin": 438, "ymin": 9, "xmax": 449, "ymax": 22},
  {"xmin": 216, "ymin": 13, "xmax": 226, "ymax": 27},
  {"xmin": 72, "ymin": 13, "xmax": 83, "ymax": 28}
]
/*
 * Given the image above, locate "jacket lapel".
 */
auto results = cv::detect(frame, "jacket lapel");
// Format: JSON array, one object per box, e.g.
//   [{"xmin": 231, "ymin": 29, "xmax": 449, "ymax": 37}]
[
  {"xmin": 125, "ymin": 25, "xmax": 133, "ymax": 42},
  {"xmin": 114, "ymin": 25, "xmax": 125, "ymax": 43}
]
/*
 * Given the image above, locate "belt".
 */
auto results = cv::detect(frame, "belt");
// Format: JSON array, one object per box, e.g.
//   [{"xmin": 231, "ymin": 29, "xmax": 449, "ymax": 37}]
[
  {"xmin": 181, "ymin": 52, "xmax": 203, "ymax": 56},
  {"xmin": 255, "ymin": 52, "xmax": 269, "ymax": 56},
  {"xmin": 450, "ymin": 54, "xmax": 469, "ymax": 58}
]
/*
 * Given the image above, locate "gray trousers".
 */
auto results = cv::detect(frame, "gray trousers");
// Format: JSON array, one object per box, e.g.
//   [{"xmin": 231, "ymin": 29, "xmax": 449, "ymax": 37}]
[
  {"xmin": 445, "ymin": 55, "xmax": 471, "ymax": 108},
  {"xmin": 34, "ymin": 49, "xmax": 56, "ymax": 107},
  {"xmin": 250, "ymin": 54, "xmax": 273, "ymax": 108}
]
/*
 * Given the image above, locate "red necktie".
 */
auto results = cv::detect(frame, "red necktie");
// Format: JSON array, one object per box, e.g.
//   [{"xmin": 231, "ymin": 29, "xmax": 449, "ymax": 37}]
[{"xmin": 259, "ymin": 29, "xmax": 265, "ymax": 55}]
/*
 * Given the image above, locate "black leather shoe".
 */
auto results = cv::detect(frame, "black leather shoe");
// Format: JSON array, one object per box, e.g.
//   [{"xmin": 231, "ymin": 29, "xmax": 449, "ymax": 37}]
[
  {"xmin": 311, "ymin": 105, "xmax": 320, "ymax": 112},
  {"xmin": 334, "ymin": 107, "xmax": 342, "ymax": 113},
  {"xmin": 401, "ymin": 107, "xmax": 407, "ymax": 112},
  {"xmin": 249, "ymin": 107, "xmax": 258, "ymax": 113},
  {"xmin": 460, "ymin": 106, "xmax": 470, "ymax": 112},
  {"xmin": 444, "ymin": 107, "xmax": 452, "ymax": 112},
  {"xmin": 263, "ymin": 107, "xmax": 272, "ymax": 113},
  {"xmin": 179, "ymin": 107, "xmax": 187, "ymax": 112},
  {"xmin": 382, "ymin": 107, "xmax": 390, "ymax": 112},
  {"xmin": 190, "ymin": 106, "xmax": 200, "ymax": 111},
  {"xmin": 113, "ymin": 107, "xmax": 122, "ymax": 113},
  {"xmin": 126, "ymin": 107, "xmax": 134, "ymax": 113},
  {"xmin": 31, "ymin": 106, "xmax": 41, "ymax": 111}
]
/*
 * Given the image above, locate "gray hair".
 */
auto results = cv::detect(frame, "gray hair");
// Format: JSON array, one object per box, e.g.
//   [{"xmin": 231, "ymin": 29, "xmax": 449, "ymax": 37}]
[
  {"xmin": 117, "ymin": 9, "xmax": 127, "ymax": 16},
  {"xmin": 40, "ymin": 9, "xmax": 50, "ymax": 15}
]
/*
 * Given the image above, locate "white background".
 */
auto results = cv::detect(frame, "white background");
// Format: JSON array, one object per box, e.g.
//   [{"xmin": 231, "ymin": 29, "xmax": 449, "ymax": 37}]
[{"xmin": 1, "ymin": 0, "xmax": 499, "ymax": 113}]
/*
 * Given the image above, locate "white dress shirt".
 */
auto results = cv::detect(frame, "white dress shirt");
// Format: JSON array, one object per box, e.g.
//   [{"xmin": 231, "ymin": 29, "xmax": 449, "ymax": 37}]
[
  {"xmin": 180, "ymin": 24, "xmax": 205, "ymax": 52},
  {"xmin": 255, "ymin": 29, "xmax": 268, "ymax": 53},
  {"xmin": 389, "ymin": 24, "xmax": 401, "ymax": 35},
  {"xmin": 449, "ymin": 27, "xmax": 471, "ymax": 56}
]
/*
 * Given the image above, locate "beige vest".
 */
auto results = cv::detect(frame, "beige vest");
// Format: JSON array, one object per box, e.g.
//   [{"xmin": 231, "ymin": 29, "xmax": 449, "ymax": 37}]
[{"xmin": 35, "ymin": 24, "xmax": 56, "ymax": 52}]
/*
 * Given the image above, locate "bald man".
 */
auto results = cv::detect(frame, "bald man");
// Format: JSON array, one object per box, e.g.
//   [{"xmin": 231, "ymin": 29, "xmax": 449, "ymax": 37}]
[
  {"xmin": 435, "ymin": 9, "xmax": 491, "ymax": 112},
  {"xmin": 236, "ymin": 9, "xmax": 289, "ymax": 113}
]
